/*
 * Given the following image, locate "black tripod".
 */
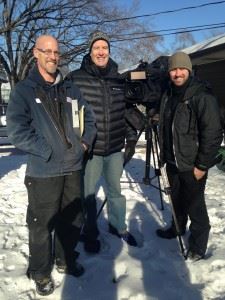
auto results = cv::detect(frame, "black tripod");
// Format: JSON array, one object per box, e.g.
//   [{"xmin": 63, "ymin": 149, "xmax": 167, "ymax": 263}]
[
  {"xmin": 159, "ymin": 165, "xmax": 185, "ymax": 256},
  {"xmin": 141, "ymin": 106, "xmax": 164, "ymax": 210}
]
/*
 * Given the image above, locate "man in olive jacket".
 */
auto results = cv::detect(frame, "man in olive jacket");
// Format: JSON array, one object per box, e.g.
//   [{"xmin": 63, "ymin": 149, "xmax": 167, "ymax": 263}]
[
  {"xmin": 67, "ymin": 31, "xmax": 138, "ymax": 254},
  {"xmin": 156, "ymin": 51, "xmax": 223, "ymax": 261},
  {"xmin": 6, "ymin": 35, "xmax": 96, "ymax": 296}
]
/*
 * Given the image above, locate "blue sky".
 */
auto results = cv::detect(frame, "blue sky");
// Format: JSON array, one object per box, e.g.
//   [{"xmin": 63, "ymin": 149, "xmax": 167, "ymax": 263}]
[{"xmin": 117, "ymin": 0, "xmax": 225, "ymax": 47}]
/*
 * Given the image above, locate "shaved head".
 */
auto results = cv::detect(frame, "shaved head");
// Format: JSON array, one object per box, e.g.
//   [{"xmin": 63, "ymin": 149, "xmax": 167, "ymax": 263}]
[{"xmin": 35, "ymin": 35, "xmax": 58, "ymax": 49}]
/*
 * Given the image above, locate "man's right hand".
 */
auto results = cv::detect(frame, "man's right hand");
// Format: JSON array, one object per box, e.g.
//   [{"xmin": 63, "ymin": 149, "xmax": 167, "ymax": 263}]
[{"xmin": 123, "ymin": 140, "xmax": 136, "ymax": 166}]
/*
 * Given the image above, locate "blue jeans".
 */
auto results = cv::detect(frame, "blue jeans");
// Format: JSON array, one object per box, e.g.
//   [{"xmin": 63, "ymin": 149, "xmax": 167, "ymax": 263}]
[{"xmin": 83, "ymin": 152, "xmax": 126, "ymax": 240}]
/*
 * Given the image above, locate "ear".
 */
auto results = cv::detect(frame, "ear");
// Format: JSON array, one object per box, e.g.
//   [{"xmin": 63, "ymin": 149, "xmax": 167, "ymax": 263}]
[{"xmin": 33, "ymin": 47, "xmax": 38, "ymax": 59}]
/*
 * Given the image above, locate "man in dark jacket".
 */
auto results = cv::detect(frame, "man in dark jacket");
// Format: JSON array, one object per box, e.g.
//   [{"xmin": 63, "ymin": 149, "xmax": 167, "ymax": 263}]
[
  {"xmin": 6, "ymin": 35, "xmax": 96, "ymax": 296},
  {"xmin": 156, "ymin": 51, "xmax": 223, "ymax": 261},
  {"xmin": 67, "ymin": 31, "xmax": 138, "ymax": 254}
]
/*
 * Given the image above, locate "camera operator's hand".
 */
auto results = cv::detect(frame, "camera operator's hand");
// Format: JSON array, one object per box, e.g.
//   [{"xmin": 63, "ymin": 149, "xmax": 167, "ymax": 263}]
[
  {"xmin": 123, "ymin": 140, "xmax": 136, "ymax": 166},
  {"xmin": 150, "ymin": 113, "xmax": 160, "ymax": 126}
]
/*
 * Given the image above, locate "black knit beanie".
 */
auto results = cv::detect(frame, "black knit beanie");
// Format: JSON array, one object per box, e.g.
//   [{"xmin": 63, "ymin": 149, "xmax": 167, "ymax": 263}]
[{"xmin": 88, "ymin": 31, "xmax": 110, "ymax": 52}]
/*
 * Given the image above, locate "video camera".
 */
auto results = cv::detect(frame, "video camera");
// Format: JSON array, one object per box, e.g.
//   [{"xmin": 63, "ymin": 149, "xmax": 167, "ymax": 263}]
[
  {"xmin": 122, "ymin": 56, "xmax": 169, "ymax": 131},
  {"xmin": 123, "ymin": 56, "xmax": 169, "ymax": 107}
]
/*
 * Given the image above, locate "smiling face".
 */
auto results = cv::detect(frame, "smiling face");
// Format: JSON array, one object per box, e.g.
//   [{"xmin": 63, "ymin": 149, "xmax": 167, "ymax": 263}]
[
  {"xmin": 90, "ymin": 39, "xmax": 109, "ymax": 68},
  {"xmin": 169, "ymin": 68, "xmax": 190, "ymax": 86},
  {"xmin": 33, "ymin": 35, "xmax": 60, "ymax": 82}
]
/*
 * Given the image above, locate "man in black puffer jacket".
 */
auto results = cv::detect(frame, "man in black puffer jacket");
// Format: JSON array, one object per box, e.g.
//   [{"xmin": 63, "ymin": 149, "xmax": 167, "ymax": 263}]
[
  {"xmin": 67, "ymin": 31, "xmax": 138, "ymax": 253},
  {"xmin": 156, "ymin": 52, "xmax": 223, "ymax": 261}
]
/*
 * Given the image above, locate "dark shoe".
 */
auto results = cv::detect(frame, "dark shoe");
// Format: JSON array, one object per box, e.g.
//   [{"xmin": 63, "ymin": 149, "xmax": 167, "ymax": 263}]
[
  {"xmin": 56, "ymin": 261, "xmax": 85, "ymax": 277},
  {"xmin": 84, "ymin": 239, "xmax": 101, "ymax": 254},
  {"xmin": 156, "ymin": 226, "xmax": 185, "ymax": 239},
  {"xmin": 185, "ymin": 249, "xmax": 205, "ymax": 262},
  {"xmin": 35, "ymin": 276, "xmax": 54, "ymax": 296},
  {"xmin": 120, "ymin": 231, "xmax": 138, "ymax": 247},
  {"xmin": 109, "ymin": 224, "xmax": 137, "ymax": 247}
]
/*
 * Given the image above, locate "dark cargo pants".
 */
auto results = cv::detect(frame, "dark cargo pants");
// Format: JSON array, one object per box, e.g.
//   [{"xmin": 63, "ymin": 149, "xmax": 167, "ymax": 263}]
[
  {"xmin": 25, "ymin": 171, "xmax": 83, "ymax": 280},
  {"xmin": 166, "ymin": 163, "xmax": 211, "ymax": 256}
]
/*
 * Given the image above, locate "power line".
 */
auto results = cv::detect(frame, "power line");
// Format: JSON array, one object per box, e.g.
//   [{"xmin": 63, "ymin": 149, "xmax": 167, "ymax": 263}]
[
  {"xmin": 111, "ymin": 24, "xmax": 225, "ymax": 43},
  {"xmin": 68, "ymin": 0, "xmax": 225, "ymax": 26},
  {"xmin": 112, "ymin": 22, "xmax": 225, "ymax": 38}
]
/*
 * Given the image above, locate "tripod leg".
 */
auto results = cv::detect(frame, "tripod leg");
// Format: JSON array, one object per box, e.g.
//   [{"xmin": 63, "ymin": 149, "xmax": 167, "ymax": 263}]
[
  {"xmin": 151, "ymin": 127, "xmax": 164, "ymax": 210},
  {"xmin": 143, "ymin": 126, "xmax": 152, "ymax": 184},
  {"xmin": 160, "ymin": 165, "xmax": 186, "ymax": 256},
  {"xmin": 96, "ymin": 197, "xmax": 107, "ymax": 219},
  {"xmin": 157, "ymin": 176, "xmax": 164, "ymax": 210}
]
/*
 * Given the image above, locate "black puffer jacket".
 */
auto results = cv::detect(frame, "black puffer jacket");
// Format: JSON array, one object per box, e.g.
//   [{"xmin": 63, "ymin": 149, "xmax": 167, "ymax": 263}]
[
  {"xmin": 67, "ymin": 54, "xmax": 137, "ymax": 156},
  {"xmin": 159, "ymin": 76, "xmax": 223, "ymax": 171}
]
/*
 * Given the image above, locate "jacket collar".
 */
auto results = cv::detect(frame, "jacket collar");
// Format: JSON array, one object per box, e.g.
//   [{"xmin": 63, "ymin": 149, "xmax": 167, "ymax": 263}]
[{"xmin": 25, "ymin": 65, "xmax": 63, "ymax": 88}]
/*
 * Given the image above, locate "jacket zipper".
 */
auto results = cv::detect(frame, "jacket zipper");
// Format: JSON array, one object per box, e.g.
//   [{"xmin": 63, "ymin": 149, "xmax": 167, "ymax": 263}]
[
  {"xmin": 41, "ymin": 102, "xmax": 71, "ymax": 149},
  {"xmin": 172, "ymin": 106, "xmax": 179, "ymax": 168},
  {"xmin": 172, "ymin": 119, "xmax": 178, "ymax": 167},
  {"xmin": 102, "ymin": 79, "xmax": 110, "ymax": 153}
]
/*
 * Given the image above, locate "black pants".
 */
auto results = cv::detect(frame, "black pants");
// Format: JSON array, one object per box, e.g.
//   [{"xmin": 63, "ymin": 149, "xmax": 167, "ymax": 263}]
[
  {"xmin": 25, "ymin": 171, "xmax": 84, "ymax": 280},
  {"xmin": 166, "ymin": 164, "xmax": 211, "ymax": 255},
  {"xmin": 82, "ymin": 194, "xmax": 99, "ymax": 242}
]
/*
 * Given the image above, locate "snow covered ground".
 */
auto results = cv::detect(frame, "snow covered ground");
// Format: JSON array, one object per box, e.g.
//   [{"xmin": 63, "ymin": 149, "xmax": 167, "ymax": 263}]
[{"xmin": 0, "ymin": 139, "xmax": 225, "ymax": 300}]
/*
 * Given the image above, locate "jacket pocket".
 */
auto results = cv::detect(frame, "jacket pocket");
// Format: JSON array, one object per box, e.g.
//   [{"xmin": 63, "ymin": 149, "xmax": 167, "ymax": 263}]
[{"xmin": 175, "ymin": 102, "xmax": 196, "ymax": 134}]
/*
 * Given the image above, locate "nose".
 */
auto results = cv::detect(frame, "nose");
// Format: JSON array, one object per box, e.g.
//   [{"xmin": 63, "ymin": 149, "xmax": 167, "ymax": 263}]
[
  {"xmin": 50, "ymin": 52, "xmax": 57, "ymax": 59},
  {"xmin": 175, "ymin": 68, "xmax": 182, "ymax": 75},
  {"xmin": 97, "ymin": 48, "xmax": 105, "ymax": 55}
]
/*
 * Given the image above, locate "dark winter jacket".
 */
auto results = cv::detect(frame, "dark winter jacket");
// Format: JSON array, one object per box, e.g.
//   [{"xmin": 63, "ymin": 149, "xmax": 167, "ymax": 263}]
[
  {"xmin": 159, "ymin": 76, "xmax": 223, "ymax": 171},
  {"xmin": 67, "ymin": 54, "xmax": 137, "ymax": 156},
  {"xmin": 6, "ymin": 66, "xmax": 96, "ymax": 177}
]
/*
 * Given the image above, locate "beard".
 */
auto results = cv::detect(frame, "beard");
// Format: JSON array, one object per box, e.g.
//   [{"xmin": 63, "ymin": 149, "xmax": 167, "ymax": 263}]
[{"xmin": 46, "ymin": 64, "xmax": 58, "ymax": 74}]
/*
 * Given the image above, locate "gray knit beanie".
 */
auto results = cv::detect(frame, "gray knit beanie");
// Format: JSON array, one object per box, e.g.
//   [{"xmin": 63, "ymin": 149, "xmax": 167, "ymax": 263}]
[
  {"xmin": 168, "ymin": 51, "xmax": 192, "ymax": 72},
  {"xmin": 88, "ymin": 31, "xmax": 110, "ymax": 52}
]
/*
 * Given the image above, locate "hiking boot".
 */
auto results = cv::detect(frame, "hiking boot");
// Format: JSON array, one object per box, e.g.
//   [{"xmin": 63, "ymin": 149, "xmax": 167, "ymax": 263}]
[
  {"xmin": 84, "ymin": 239, "xmax": 101, "ymax": 254},
  {"xmin": 185, "ymin": 249, "xmax": 205, "ymax": 262},
  {"xmin": 35, "ymin": 276, "xmax": 54, "ymax": 296},
  {"xmin": 156, "ymin": 226, "xmax": 185, "ymax": 239},
  {"xmin": 56, "ymin": 261, "xmax": 85, "ymax": 277},
  {"xmin": 109, "ymin": 223, "xmax": 137, "ymax": 247}
]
